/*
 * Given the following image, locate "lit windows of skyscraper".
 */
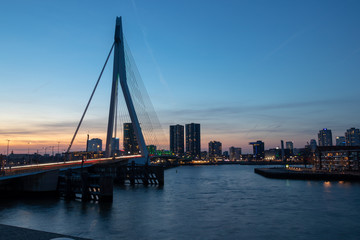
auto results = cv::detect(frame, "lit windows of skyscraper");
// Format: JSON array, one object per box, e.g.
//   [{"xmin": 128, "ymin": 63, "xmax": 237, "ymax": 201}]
[
  {"xmin": 170, "ymin": 124, "xmax": 184, "ymax": 155},
  {"xmin": 186, "ymin": 123, "xmax": 201, "ymax": 158},
  {"xmin": 318, "ymin": 128, "xmax": 333, "ymax": 146},
  {"xmin": 345, "ymin": 128, "xmax": 360, "ymax": 146},
  {"xmin": 285, "ymin": 141, "xmax": 294, "ymax": 155},
  {"xmin": 249, "ymin": 140, "xmax": 265, "ymax": 159},
  {"xmin": 87, "ymin": 138, "xmax": 102, "ymax": 152},
  {"xmin": 336, "ymin": 136, "xmax": 346, "ymax": 146},
  {"xmin": 208, "ymin": 141, "xmax": 222, "ymax": 158},
  {"xmin": 123, "ymin": 123, "xmax": 139, "ymax": 154}
]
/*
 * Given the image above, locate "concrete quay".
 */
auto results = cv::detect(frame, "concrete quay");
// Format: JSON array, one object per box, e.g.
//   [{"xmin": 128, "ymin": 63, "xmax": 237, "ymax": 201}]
[
  {"xmin": 255, "ymin": 167, "xmax": 360, "ymax": 181},
  {"xmin": 0, "ymin": 224, "xmax": 91, "ymax": 240}
]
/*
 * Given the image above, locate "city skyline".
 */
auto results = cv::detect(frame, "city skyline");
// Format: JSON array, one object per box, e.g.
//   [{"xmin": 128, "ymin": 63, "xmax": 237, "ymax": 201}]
[{"xmin": 1, "ymin": 1, "xmax": 360, "ymax": 154}]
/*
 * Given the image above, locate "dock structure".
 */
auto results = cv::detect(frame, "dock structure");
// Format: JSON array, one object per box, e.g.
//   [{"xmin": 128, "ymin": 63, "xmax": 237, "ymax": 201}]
[{"xmin": 255, "ymin": 167, "xmax": 360, "ymax": 181}]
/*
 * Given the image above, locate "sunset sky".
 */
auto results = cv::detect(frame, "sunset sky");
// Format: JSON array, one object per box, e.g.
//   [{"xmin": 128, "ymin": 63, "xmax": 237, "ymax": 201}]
[{"xmin": 1, "ymin": 0, "xmax": 360, "ymax": 154}]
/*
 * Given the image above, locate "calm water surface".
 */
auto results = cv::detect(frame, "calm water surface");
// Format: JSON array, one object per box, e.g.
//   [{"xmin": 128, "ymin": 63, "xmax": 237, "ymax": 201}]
[{"xmin": 1, "ymin": 165, "xmax": 360, "ymax": 240}]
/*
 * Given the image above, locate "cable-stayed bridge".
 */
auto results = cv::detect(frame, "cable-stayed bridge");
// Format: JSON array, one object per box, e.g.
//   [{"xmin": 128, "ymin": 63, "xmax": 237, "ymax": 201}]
[{"xmin": 0, "ymin": 17, "xmax": 166, "ymax": 200}]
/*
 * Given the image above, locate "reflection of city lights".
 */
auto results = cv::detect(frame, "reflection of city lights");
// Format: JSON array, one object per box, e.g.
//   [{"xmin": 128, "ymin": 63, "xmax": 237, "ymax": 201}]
[
  {"xmin": 324, "ymin": 181, "xmax": 331, "ymax": 187},
  {"xmin": 338, "ymin": 181, "xmax": 344, "ymax": 184}
]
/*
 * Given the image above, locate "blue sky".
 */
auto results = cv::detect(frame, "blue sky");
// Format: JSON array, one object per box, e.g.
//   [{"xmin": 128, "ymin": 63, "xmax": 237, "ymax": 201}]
[{"xmin": 0, "ymin": 0, "xmax": 359, "ymax": 154}]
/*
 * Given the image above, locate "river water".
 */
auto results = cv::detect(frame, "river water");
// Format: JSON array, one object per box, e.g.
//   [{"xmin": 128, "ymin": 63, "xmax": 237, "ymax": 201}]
[{"xmin": 0, "ymin": 165, "xmax": 360, "ymax": 240}]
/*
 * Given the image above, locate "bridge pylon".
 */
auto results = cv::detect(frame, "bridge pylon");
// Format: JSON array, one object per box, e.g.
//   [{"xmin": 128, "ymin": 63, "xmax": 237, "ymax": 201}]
[{"xmin": 105, "ymin": 17, "xmax": 149, "ymax": 164}]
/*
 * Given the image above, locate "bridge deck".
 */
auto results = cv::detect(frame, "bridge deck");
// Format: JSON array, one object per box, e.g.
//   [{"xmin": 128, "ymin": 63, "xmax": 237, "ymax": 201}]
[{"xmin": 1, "ymin": 155, "xmax": 142, "ymax": 179}]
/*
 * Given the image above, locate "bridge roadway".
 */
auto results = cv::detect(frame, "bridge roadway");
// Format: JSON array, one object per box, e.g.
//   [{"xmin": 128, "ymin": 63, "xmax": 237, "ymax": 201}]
[{"xmin": 1, "ymin": 154, "xmax": 142, "ymax": 177}]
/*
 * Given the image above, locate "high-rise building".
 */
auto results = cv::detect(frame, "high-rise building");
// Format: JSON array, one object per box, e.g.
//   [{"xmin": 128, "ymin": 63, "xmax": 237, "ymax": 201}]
[
  {"xmin": 170, "ymin": 124, "xmax": 184, "ymax": 155},
  {"xmin": 318, "ymin": 128, "xmax": 333, "ymax": 146},
  {"xmin": 123, "ymin": 123, "xmax": 139, "ymax": 154},
  {"xmin": 87, "ymin": 138, "xmax": 102, "ymax": 152},
  {"xmin": 186, "ymin": 123, "xmax": 201, "ymax": 158},
  {"xmin": 208, "ymin": 141, "xmax": 222, "ymax": 158},
  {"xmin": 336, "ymin": 136, "xmax": 346, "ymax": 146},
  {"xmin": 310, "ymin": 139, "xmax": 317, "ymax": 152},
  {"xmin": 286, "ymin": 141, "xmax": 294, "ymax": 155},
  {"xmin": 249, "ymin": 140, "xmax": 265, "ymax": 159},
  {"xmin": 345, "ymin": 128, "xmax": 360, "ymax": 146},
  {"xmin": 111, "ymin": 137, "xmax": 119, "ymax": 152},
  {"xmin": 229, "ymin": 147, "xmax": 241, "ymax": 161}
]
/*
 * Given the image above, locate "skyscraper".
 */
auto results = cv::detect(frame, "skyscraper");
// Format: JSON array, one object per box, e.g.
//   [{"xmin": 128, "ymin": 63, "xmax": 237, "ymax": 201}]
[
  {"xmin": 170, "ymin": 124, "xmax": 184, "ymax": 155},
  {"xmin": 318, "ymin": 128, "xmax": 333, "ymax": 146},
  {"xmin": 123, "ymin": 123, "xmax": 139, "ymax": 154},
  {"xmin": 87, "ymin": 138, "xmax": 102, "ymax": 152},
  {"xmin": 208, "ymin": 141, "xmax": 222, "ymax": 158},
  {"xmin": 345, "ymin": 128, "xmax": 360, "ymax": 146},
  {"xmin": 286, "ymin": 141, "xmax": 294, "ymax": 155},
  {"xmin": 249, "ymin": 140, "xmax": 265, "ymax": 159},
  {"xmin": 186, "ymin": 123, "xmax": 201, "ymax": 158},
  {"xmin": 336, "ymin": 136, "xmax": 346, "ymax": 146}
]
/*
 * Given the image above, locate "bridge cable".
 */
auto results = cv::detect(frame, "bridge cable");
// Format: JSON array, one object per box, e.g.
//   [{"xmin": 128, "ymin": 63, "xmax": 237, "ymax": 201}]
[{"xmin": 66, "ymin": 42, "xmax": 115, "ymax": 154}]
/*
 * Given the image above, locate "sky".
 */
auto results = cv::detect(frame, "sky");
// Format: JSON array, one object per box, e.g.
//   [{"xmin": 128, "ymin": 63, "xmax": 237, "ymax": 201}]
[{"xmin": 0, "ymin": 0, "xmax": 360, "ymax": 154}]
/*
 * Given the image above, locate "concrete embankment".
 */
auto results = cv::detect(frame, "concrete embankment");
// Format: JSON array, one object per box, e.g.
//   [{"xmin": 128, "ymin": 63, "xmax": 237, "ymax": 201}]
[
  {"xmin": 254, "ymin": 168, "xmax": 360, "ymax": 181},
  {"xmin": 0, "ymin": 223, "xmax": 91, "ymax": 240}
]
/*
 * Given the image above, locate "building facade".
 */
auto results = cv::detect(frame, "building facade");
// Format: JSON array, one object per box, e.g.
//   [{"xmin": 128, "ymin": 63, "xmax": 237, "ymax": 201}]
[
  {"xmin": 286, "ymin": 141, "xmax": 294, "ymax": 155},
  {"xmin": 186, "ymin": 123, "xmax": 201, "ymax": 158},
  {"xmin": 170, "ymin": 124, "xmax": 184, "ymax": 155},
  {"xmin": 249, "ymin": 140, "xmax": 265, "ymax": 159},
  {"xmin": 315, "ymin": 146, "xmax": 360, "ymax": 171},
  {"xmin": 123, "ymin": 123, "xmax": 139, "ymax": 154},
  {"xmin": 345, "ymin": 128, "xmax": 360, "ymax": 146},
  {"xmin": 208, "ymin": 141, "xmax": 222, "ymax": 158},
  {"xmin": 318, "ymin": 128, "xmax": 333, "ymax": 146},
  {"xmin": 336, "ymin": 136, "xmax": 346, "ymax": 146},
  {"xmin": 229, "ymin": 147, "xmax": 241, "ymax": 161},
  {"xmin": 87, "ymin": 138, "xmax": 102, "ymax": 152}
]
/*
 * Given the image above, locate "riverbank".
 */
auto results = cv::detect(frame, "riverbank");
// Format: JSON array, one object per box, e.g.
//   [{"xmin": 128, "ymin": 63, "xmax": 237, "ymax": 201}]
[
  {"xmin": 0, "ymin": 223, "xmax": 91, "ymax": 240},
  {"xmin": 255, "ymin": 167, "xmax": 360, "ymax": 181}
]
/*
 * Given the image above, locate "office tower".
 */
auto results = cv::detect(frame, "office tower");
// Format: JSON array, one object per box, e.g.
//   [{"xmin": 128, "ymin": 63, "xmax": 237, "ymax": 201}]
[
  {"xmin": 310, "ymin": 139, "xmax": 317, "ymax": 152},
  {"xmin": 318, "ymin": 128, "xmax": 333, "ymax": 146},
  {"xmin": 208, "ymin": 141, "xmax": 222, "ymax": 158},
  {"xmin": 249, "ymin": 140, "xmax": 265, "ymax": 159},
  {"xmin": 229, "ymin": 147, "xmax": 241, "ymax": 161},
  {"xmin": 123, "ymin": 123, "xmax": 139, "ymax": 154},
  {"xmin": 286, "ymin": 141, "xmax": 294, "ymax": 155},
  {"xmin": 336, "ymin": 136, "xmax": 346, "ymax": 146},
  {"xmin": 87, "ymin": 138, "xmax": 102, "ymax": 152},
  {"xmin": 345, "ymin": 128, "xmax": 360, "ymax": 146},
  {"xmin": 281, "ymin": 140, "xmax": 285, "ymax": 161},
  {"xmin": 111, "ymin": 138, "xmax": 119, "ymax": 152},
  {"xmin": 186, "ymin": 123, "xmax": 201, "ymax": 158},
  {"xmin": 170, "ymin": 124, "xmax": 184, "ymax": 155}
]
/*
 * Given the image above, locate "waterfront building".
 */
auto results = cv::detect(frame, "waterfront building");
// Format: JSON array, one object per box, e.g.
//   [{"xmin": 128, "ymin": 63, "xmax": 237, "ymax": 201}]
[
  {"xmin": 229, "ymin": 147, "xmax": 241, "ymax": 161},
  {"xmin": 315, "ymin": 146, "xmax": 360, "ymax": 171},
  {"xmin": 318, "ymin": 128, "xmax": 333, "ymax": 146},
  {"xmin": 336, "ymin": 136, "xmax": 346, "ymax": 146},
  {"xmin": 147, "ymin": 145, "xmax": 157, "ymax": 155},
  {"xmin": 123, "ymin": 123, "xmax": 139, "ymax": 154},
  {"xmin": 310, "ymin": 139, "xmax": 317, "ymax": 152},
  {"xmin": 208, "ymin": 141, "xmax": 222, "ymax": 158},
  {"xmin": 186, "ymin": 123, "xmax": 201, "ymax": 158},
  {"xmin": 223, "ymin": 151, "xmax": 229, "ymax": 158},
  {"xmin": 286, "ymin": 141, "xmax": 294, "ymax": 155},
  {"xmin": 170, "ymin": 124, "xmax": 184, "ymax": 155},
  {"xmin": 87, "ymin": 138, "xmax": 102, "ymax": 152},
  {"xmin": 345, "ymin": 128, "xmax": 360, "ymax": 146},
  {"xmin": 111, "ymin": 137, "xmax": 119, "ymax": 151},
  {"xmin": 249, "ymin": 141, "xmax": 265, "ymax": 159}
]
